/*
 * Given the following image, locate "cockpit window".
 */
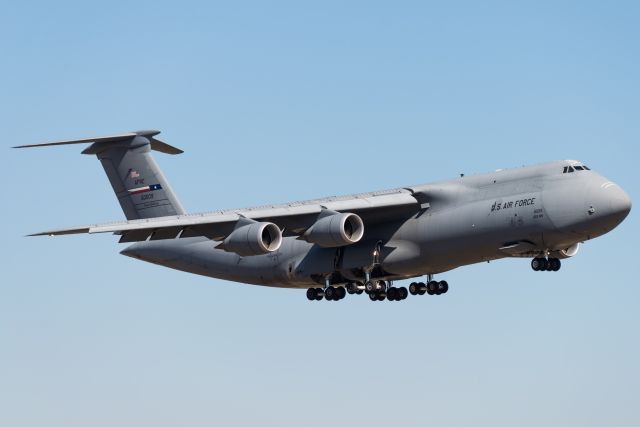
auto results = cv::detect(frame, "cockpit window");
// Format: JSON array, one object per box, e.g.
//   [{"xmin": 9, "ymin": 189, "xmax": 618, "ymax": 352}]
[{"xmin": 563, "ymin": 164, "xmax": 590, "ymax": 173}]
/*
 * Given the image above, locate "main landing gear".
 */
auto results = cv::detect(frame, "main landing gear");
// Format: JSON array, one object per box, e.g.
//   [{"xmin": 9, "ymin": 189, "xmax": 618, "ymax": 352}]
[
  {"xmin": 365, "ymin": 280, "xmax": 408, "ymax": 302},
  {"xmin": 305, "ymin": 277, "xmax": 449, "ymax": 302},
  {"xmin": 408, "ymin": 280, "xmax": 449, "ymax": 296},
  {"xmin": 531, "ymin": 257, "xmax": 561, "ymax": 272},
  {"xmin": 306, "ymin": 286, "xmax": 347, "ymax": 301}
]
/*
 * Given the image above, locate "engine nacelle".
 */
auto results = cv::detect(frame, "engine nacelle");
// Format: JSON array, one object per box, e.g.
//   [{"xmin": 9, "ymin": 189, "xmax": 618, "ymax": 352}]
[
  {"xmin": 223, "ymin": 221, "xmax": 282, "ymax": 256},
  {"xmin": 550, "ymin": 243, "xmax": 580, "ymax": 259},
  {"xmin": 303, "ymin": 212, "xmax": 364, "ymax": 247}
]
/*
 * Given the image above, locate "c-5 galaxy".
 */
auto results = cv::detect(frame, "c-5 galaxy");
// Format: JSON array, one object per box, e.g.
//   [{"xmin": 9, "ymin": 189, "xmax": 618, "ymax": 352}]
[{"xmin": 16, "ymin": 130, "xmax": 632, "ymax": 302}]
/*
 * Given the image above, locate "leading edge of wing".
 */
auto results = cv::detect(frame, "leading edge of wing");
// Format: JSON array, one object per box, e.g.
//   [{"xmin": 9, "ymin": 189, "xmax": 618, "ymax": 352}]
[{"xmin": 28, "ymin": 189, "xmax": 420, "ymax": 241}]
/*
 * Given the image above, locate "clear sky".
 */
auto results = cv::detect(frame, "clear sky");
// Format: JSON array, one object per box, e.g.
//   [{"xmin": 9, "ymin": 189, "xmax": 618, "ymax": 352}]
[{"xmin": 1, "ymin": 1, "xmax": 638, "ymax": 426}]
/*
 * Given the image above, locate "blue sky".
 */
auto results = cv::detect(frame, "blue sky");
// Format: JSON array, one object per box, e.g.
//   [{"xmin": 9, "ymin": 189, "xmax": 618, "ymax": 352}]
[{"xmin": 1, "ymin": 1, "xmax": 638, "ymax": 426}]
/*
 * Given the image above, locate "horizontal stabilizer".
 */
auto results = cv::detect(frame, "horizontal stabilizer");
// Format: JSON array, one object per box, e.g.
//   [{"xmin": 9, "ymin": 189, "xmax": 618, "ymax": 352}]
[
  {"xmin": 13, "ymin": 130, "xmax": 183, "ymax": 155},
  {"xmin": 28, "ymin": 226, "xmax": 91, "ymax": 237}
]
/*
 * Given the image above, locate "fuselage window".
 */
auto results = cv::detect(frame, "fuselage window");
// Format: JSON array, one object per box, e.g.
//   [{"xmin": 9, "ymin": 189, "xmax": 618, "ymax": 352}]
[
  {"xmin": 563, "ymin": 166, "xmax": 568, "ymax": 173},
  {"xmin": 568, "ymin": 166, "xmax": 575, "ymax": 173},
  {"xmin": 574, "ymin": 166, "xmax": 584, "ymax": 170},
  {"xmin": 583, "ymin": 165, "xmax": 591, "ymax": 170}
]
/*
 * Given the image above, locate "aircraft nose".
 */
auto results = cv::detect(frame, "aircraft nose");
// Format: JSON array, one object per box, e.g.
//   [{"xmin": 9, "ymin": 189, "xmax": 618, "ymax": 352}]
[
  {"xmin": 586, "ymin": 181, "xmax": 632, "ymax": 232},
  {"xmin": 608, "ymin": 184, "xmax": 632, "ymax": 217}
]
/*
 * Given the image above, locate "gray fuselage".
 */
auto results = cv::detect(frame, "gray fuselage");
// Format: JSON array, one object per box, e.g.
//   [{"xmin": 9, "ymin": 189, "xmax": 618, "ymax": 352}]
[{"xmin": 121, "ymin": 160, "xmax": 631, "ymax": 289}]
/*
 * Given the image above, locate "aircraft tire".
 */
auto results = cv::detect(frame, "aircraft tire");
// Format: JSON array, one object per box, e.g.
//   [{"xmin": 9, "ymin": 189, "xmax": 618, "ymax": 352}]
[
  {"xmin": 337, "ymin": 286, "xmax": 346, "ymax": 300},
  {"xmin": 398, "ymin": 287, "xmax": 408, "ymax": 300},
  {"xmin": 531, "ymin": 258, "xmax": 542, "ymax": 271},
  {"xmin": 427, "ymin": 281, "xmax": 438, "ymax": 295},
  {"xmin": 306, "ymin": 288, "xmax": 316, "ymax": 301},
  {"xmin": 418, "ymin": 283, "xmax": 427, "ymax": 295},
  {"xmin": 540, "ymin": 258, "xmax": 549, "ymax": 271},
  {"xmin": 325, "ymin": 286, "xmax": 337, "ymax": 301},
  {"xmin": 439, "ymin": 281, "xmax": 449, "ymax": 294},
  {"xmin": 387, "ymin": 287, "xmax": 398, "ymax": 301},
  {"xmin": 409, "ymin": 282, "xmax": 419, "ymax": 295},
  {"xmin": 365, "ymin": 281, "xmax": 375, "ymax": 293},
  {"xmin": 314, "ymin": 288, "xmax": 324, "ymax": 301}
]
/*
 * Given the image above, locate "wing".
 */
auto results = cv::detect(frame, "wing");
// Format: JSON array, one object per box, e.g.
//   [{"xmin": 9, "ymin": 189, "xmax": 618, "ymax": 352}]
[{"xmin": 30, "ymin": 188, "xmax": 423, "ymax": 243}]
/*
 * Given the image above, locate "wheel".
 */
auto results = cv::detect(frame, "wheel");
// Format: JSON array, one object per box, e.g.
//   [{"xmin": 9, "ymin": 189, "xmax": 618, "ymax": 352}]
[
  {"xmin": 336, "ymin": 286, "xmax": 346, "ymax": 300},
  {"xmin": 356, "ymin": 289, "xmax": 363, "ymax": 295},
  {"xmin": 439, "ymin": 281, "xmax": 449, "ymax": 294},
  {"xmin": 409, "ymin": 282, "xmax": 419, "ymax": 295},
  {"xmin": 369, "ymin": 293, "xmax": 378, "ymax": 301},
  {"xmin": 377, "ymin": 280, "xmax": 387, "ymax": 292},
  {"xmin": 314, "ymin": 288, "xmax": 324, "ymax": 300},
  {"xmin": 539, "ymin": 258, "xmax": 549, "ymax": 271},
  {"xmin": 387, "ymin": 287, "xmax": 398, "ymax": 301},
  {"xmin": 549, "ymin": 258, "xmax": 561, "ymax": 271},
  {"xmin": 418, "ymin": 282, "xmax": 427, "ymax": 295},
  {"xmin": 377, "ymin": 293, "xmax": 386, "ymax": 301},
  {"xmin": 531, "ymin": 258, "xmax": 541, "ymax": 271},
  {"xmin": 427, "ymin": 281, "xmax": 438, "ymax": 295},
  {"xmin": 398, "ymin": 287, "xmax": 408, "ymax": 300},
  {"xmin": 306, "ymin": 288, "xmax": 316, "ymax": 301},
  {"xmin": 346, "ymin": 283, "xmax": 356, "ymax": 294},
  {"xmin": 325, "ymin": 286, "xmax": 336, "ymax": 301},
  {"xmin": 365, "ymin": 281, "xmax": 375, "ymax": 293}
]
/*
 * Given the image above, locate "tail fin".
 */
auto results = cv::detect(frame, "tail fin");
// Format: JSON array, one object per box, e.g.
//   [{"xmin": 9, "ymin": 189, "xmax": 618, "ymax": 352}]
[{"xmin": 14, "ymin": 130, "xmax": 186, "ymax": 220}]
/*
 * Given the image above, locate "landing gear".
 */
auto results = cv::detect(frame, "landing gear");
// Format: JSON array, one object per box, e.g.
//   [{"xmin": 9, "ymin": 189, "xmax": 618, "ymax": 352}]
[
  {"xmin": 306, "ymin": 277, "xmax": 446, "ymax": 302},
  {"xmin": 386, "ymin": 286, "xmax": 408, "ymax": 301},
  {"xmin": 325, "ymin": 286, "xmax": 346, "ymax": 301},
  {"xmin": 306, "ymin": 287, "xmax": 325, "ymax": 301},
  {"xmin": 346, "ymin": 282, "xmax": 364, "ymax": 294},
  {"xmin": 531, "ymin": 257, "xmax": 561, "ymax": 272},
  {"xmin": 369, "ymin": 292, "xmax": 386, "ymax": 301},
  {"xmin": 548, "ymin": 258, "xmax": 561, "ymax": 271},
  {"xmin": 365, "ymin": 279, "xmax": 386, "ymax": 293},
  {"xmin": 409, "ymin": 279, "xmax": 448, "ymax": 296},
  {"xmin": 306, "ymin": 286, "xmax": 346, "ymax": 301}
]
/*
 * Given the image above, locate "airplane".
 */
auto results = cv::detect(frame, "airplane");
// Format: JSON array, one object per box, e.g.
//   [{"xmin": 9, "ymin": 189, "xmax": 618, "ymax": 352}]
[{"xmin": 14, "ymin": 130, "xmax": 632, "ymax": 302}]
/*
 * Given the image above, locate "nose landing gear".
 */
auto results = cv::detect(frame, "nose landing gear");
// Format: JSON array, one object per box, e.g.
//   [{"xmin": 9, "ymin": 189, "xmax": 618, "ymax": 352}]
[{"xmin": 531, "ymin": 257, "xmax": 561, "ymax": 272}]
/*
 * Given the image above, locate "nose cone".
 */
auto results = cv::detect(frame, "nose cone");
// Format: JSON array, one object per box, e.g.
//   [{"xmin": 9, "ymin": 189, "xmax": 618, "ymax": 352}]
[
  {"xmin": 586, "ymin": 181, "xmax": 632, "ymax": 235},
  {"xmin": 609, "ymin": 185, "xmax": 632, "ymax": 218}
]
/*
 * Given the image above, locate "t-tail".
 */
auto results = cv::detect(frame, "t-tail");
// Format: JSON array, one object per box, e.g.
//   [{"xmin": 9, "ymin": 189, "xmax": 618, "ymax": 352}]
[{"xmin": 13, "ymin": 130, "xmax": 186, "ymax": 219}]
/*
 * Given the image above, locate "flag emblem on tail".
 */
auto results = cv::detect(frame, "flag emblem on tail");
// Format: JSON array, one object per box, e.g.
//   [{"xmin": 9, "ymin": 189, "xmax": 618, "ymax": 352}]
[
  {"xmin": 128, "ymin": 169, "xmax": 140, "ymax": 178},
  {"xmin": 128, "ymin": 184, "xmax": 163, "ymax": 195}
]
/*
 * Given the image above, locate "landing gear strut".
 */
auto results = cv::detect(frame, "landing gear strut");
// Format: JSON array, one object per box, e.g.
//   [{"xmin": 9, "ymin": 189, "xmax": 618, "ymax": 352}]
[{"xmin": 531, "ymin": 257, "xmax": 561, "ymax": 272}]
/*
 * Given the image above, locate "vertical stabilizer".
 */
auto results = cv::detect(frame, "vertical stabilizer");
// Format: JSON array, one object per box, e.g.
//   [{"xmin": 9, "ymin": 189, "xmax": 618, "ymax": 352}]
[{"xmin": 14, "ymin": 130, "xmax": 186, "ymax": 220}]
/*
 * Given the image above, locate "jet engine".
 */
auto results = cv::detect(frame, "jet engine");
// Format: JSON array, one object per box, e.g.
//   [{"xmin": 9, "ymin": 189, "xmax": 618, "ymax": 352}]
[
  {"xmin": 223, "ymin": 221, "xmax": 282, "ymax": 256},
  {"xmin": 549, "ymin": 243, "xmax": 580, "ymax": 259},
  {"xmin": 303, "ymin": 212, "xmax": 364, "ymax": 247}
]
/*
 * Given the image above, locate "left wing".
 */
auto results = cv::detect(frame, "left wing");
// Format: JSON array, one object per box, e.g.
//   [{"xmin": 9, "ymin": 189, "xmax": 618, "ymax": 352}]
[{"xmin": 30, "ymin": 188, "xmax": 422, "ymax": 244}]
